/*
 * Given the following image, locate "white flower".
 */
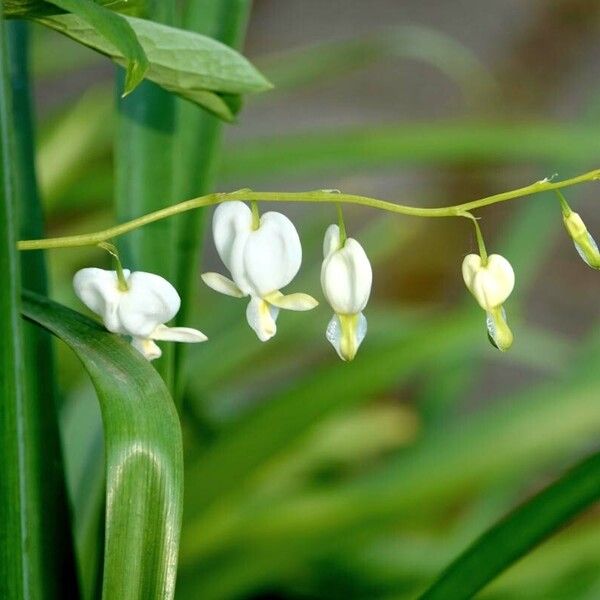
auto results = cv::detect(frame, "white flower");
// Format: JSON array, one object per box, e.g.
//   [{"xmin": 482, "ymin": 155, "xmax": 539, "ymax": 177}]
[
  {"xmin": 462, "ymin": 253, "xmax": 515, "ymax": 351},
  {"xmin": 73, "ymin": 268, "xmax": 207, "ymax": 360},
  {"xmin": 462, "ymin": 254, "xmax": 514, "ymax": 311},
  {"xmin": 201, "ymin": 201, "xmax": 318, "ymax": 341},
  {"xmin": 321, "ymin": 224, "xmax": 372, "ymax": 361}
]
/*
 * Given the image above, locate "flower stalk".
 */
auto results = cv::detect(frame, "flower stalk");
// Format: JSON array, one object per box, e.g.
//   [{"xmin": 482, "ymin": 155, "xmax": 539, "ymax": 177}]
[{"xmin": 16, "ymin": 168, "xmax": 600, "ymax": 251}]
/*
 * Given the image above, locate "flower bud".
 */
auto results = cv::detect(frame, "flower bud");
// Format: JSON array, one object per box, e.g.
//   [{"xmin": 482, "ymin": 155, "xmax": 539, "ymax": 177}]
[
  {"xmin": 563, "ymin": 211, "xmax": 600, "ymax": 270},
  {"xmin": 462, "ymin": 253, "xmax": 515, "ymax": 352},
  {"xmin": 321, "ymin": 224, "xmax": 372, "ymax": 361}
]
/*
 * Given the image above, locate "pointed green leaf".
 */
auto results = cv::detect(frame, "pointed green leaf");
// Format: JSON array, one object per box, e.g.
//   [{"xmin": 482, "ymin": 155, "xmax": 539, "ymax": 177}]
[
  {"xmin": 43, "ymin": 0, "xmax": 149, "ymax": 95},
  {"xmin": 22, "ymin": 292, "xmax": 183, "ymax": 599},
  {"xmin": 35, "ymin": 11, "xmax": 271, "ymax": 117},
  {"xmin": 419, "ymin": 451, "xmax": 600, "ymax": 599}
]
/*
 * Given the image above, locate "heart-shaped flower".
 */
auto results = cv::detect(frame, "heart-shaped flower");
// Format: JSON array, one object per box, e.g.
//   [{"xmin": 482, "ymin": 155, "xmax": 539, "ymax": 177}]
[
  {"xmin": 321, "ymin": 224, "xmax": 372, "ymax": 361},
  {"xmin": 202, "ymin": 201, "xmax": 318, "ymax": 341},
  {"xmin": 74, "ymin": 268, "xmax": 207, "ymax": 360},
  {"xmin": 462, "ymin": 254, "xmax": 515, "ymax": 311},
  {"xmin": 462, "ymin": 253, "xmax": 515, "ymax": 352}
]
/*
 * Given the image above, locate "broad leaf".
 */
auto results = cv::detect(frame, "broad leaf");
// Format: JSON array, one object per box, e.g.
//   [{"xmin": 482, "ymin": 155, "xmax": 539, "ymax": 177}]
[
  {"xmin": 22, "ymin": 292, "xmax": 184, "ymax": 599},
  {"xmin": 44, "ymin": 0, "xmax": 148, "ymax": 95},
  {"xmin": 35, "ymin": 12, "xmax": 271, "ymax": 120},
  {"xmin": 419, "ymin": 451, "xmax": 600, "ymax": 599}
]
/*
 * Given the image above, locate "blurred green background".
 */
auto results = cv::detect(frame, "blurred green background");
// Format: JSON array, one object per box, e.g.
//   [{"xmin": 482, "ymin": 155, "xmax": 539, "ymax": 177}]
[{"xmin": 29, "ymin": 1, "xmax": 600, "ymax": 598}]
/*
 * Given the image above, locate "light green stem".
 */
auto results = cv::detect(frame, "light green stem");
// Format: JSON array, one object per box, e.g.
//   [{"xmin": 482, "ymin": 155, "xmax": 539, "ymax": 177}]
[
  {"xmin": 462, "ymin": 213, "xmax": 488, "ymax": 262},
  {"xmin": 17, "ymin": 168, "xmax": 600, "ymax": 251},
  {"xmin": 336, "ymin": 203, "xmax": 347, "ymax": 247},
  {"xmin": 555, "ymin": 190, "xmax": 572, "ymax": 216},
  {"xmin": 98, "ymin": 242, "xmax": 128, "ymax": 291}
]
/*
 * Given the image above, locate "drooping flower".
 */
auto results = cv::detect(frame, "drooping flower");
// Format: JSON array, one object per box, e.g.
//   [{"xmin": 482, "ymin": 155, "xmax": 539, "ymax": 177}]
[
  {"xmin": 562, "ymin": 210, "xmax": 600, "ymax": 270},
  {"xmin": 201, "ymin": 201, "xmax": 318, "ymax": 341},
  {"xmin": 321, "ymin": 224, "xmax": 372, "ymax": 361},
  {"xmin": 73, "ymin": 268, "xmax": 207, "ymax": 360},
  {"xmin": 462, "ymin": 253, "xmax": 515, "ymax": 351}
]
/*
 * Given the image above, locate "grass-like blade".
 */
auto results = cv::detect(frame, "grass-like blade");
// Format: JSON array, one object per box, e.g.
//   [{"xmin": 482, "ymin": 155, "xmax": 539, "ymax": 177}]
[
  {"xmin": 419, "ymin": 451, "xmax": 600, "ymax": 600},
  {"xmin": 7, "ymin": 20, "xmax": 78, "ymax": 595},
  {"xmin": 44, "ymin": 0, "xmax": 148, "ymax": 95},
  {"xmin": 22, "ymin": 291, "xmax": 184, "ymax": 600},
  {"xmin": 0, "ymin": 12, "xmax": 30, "ymax": 596},
  {"xmin": 114, "ymin": 1, "xmax": 177, "ymax": 388},
  {"xmin": 35, "ymin": 11, "xmax": 271, "ymax": 119}
]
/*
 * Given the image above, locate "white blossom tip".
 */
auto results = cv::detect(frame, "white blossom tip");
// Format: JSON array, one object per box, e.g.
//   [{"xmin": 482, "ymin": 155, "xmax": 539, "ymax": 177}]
[
  {"xmin": 326, "ymin": 312, "xmax": 367, "ymax": 361},
  {"xmin": 201, "ymin": 272, "xmax": 245, "ymax": 297}
]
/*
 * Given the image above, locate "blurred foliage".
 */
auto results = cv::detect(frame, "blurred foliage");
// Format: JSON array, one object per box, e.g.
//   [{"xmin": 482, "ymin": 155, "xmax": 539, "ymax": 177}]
[{"xmin": 18, "ymin": 2, "xmax": 600, "ymax": 599}]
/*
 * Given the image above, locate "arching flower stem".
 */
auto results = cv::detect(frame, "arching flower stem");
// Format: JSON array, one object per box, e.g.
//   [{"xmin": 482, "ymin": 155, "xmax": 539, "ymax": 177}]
[
  {"xmin": 17, "ymin": 168, "xmax": 600, "ymax": 252},
  {"xmin": 98, "ymin": 241, "xmax": 129, "ymax": 291}
]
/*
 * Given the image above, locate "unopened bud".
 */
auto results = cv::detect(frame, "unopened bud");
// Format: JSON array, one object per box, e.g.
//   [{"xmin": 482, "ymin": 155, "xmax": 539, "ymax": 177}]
[{"xmin": 563, "ymin": 211, "xmax": 600, "ymax": 270}]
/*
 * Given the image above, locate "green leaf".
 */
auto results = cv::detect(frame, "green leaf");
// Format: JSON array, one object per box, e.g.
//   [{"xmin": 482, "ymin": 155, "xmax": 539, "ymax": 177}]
[
  {"xmin": 35, "ymin": 11, "xmax": 271, "ymax": 118},
  {"xmin": 4, "ymin": 0, "xmax": 145, "ymax": 19},
  {"xmin": 0, "ymin": 14, "xmax": 29, "ymax": 597},
  {"xmin": 114, "ymin": 1, "xmax": 177, "ymax": 389},
  {"xmin": 44, "ymin": 0, "xmax": 148, "ymax": 95},
  {"xmin": 7, "ymin": 20, "xmax": 78, "ymax": 595},
  {"xmin": 22, "ymin": 291, "xmax": 184, "ymax": 599},
  {"xmin": 419, "ymin": 451, "xmax": 600, "ymax": 600}
]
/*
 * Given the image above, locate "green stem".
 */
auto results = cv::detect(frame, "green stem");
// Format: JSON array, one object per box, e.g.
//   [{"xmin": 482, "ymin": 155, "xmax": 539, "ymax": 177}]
[
  {"xmin": 98, "ymin": 242, "xmax": 128, "ymax": 291},
  {"xmin": 555, "ymin": 190, "xmax": 572, "ymax": 216},
  {"xmin": 17, "ymin": 168, "xmax": 600, "ymax": 251},
  {"xmin": 462, "ymin": 212, "xmax": 488, "ymax": 262},
  {"xmin": 336, "ymin": 203, "xmax": 347, "ymax": 247},
  {"xmin": 250, "ymin": 200, "xmax": 260, "ymax": 230}
]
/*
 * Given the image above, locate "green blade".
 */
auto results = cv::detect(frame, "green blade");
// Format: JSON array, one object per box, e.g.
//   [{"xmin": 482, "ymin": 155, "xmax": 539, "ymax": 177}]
[
  {"xmin": 44, "ymin": 0, "xmax": 148, "ymax": 95},
  {"xmin": 22, "ymin": 292, "xmax": 184, "ymax": 600},
  {"xmin": 419, "ymin": 451, "xmax": 600, "ymax": 600},
  {"xmin": 8, "ymin": 19, "xmax": 77, "ymax": 595},
  {"xmin": 114, "ymin": 1, "xmax": 176, "ymax": 387},
  {"xmin": 0, "ymin": 13, "xmax": 29, "ymax": 597}
]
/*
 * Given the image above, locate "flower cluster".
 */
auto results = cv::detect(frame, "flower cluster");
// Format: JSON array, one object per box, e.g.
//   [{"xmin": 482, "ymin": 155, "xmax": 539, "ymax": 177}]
[{"xmin": 73, "ymin": 197, "xmax": 597, "ymax": 362}]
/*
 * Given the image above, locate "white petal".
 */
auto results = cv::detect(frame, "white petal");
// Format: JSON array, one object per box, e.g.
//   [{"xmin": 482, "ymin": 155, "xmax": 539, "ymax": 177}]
[
  {"xmin": 264, "ymin": 291, "xmax": 319, "ymax": 311},
  {"xmin": 326, "ymin": 312, "xmax": 367, "ymax": 361},
  {"xmin": 150, "ymin": 324, "xmax": 208, "ymax": 343},
  {"xmin": 323, "ymin": 224, "xmax": 341, "ymax": 258},
  {"xmin": 212, "ymin": 201, "xmax": 253, "ymax": 272},
  {"xmin": 131, "ymin": 337, "xmax": 162, "ymax": 361},
  {"xmin": 73, "ymin": 268, "xmax": 130, "ymax": 333},
  {"xmin": 242, "ymin": 211, "xmax": 302, "ymax": 297},
  {"xmin": 246, "ymin": 296, "xmax": 279, "ymax": 341},
  {"xmin": 201, "ymin": 272, "xmax": 245, "ymax": 297},
  {"xmin": 117, "ymin": 272, "xmax": 181, "ymax": 338},
  {"xmin": 321, "ymin": 238, "xmax": 372, "ymax": 314},
  {"xmin": 462, "ymin": 254, "xmax": 515, "ymax": 310}
]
